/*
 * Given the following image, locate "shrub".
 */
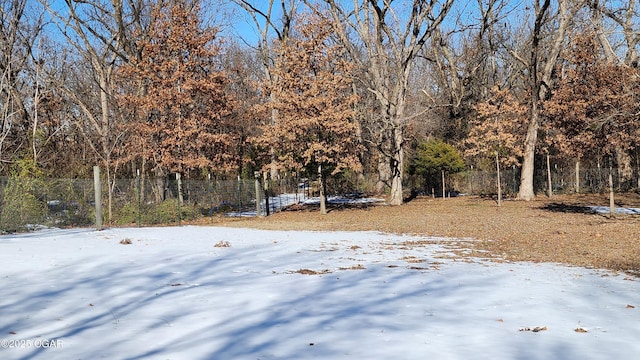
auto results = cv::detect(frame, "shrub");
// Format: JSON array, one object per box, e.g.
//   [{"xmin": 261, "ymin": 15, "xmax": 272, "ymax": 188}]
[
  {"xmin": 0, "ymin": 159, "xmax": 48, "ymax": 232},
  {"xmin": 410, "ymin": 139, "xmax": 465, "ymax": 194}
]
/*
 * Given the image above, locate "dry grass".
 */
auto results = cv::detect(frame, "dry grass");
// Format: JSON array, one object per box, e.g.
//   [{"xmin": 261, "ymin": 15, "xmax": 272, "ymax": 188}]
[{"xmin": 200, "ymin": 193, "xmax": 640, "ymax": 276}]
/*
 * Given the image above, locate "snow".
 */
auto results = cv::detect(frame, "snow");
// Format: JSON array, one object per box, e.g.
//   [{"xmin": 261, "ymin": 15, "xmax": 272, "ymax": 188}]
[
  {"xmin": 302, "ymin": 195, "xmax": 386, "ymax": 206},
  {"xmin": 226, "ymin": 194, "xmax": 386, "ymax": 217},
  {"xmin": 226, "ymin": 193, "xmax": 303, "ymax": 217},
  {"xmin": 1, "ymin": 226, "xmax": 639, "ymax": 359},
  {"xmin": 589, "ymin": 206, "xmax": 640, "ymax": 215}
]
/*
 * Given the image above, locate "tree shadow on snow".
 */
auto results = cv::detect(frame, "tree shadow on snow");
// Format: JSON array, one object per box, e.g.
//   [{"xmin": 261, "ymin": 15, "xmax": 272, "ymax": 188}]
[{"xmin": 2, "ymin": 229, "xmax": 639, "ymax": 360}]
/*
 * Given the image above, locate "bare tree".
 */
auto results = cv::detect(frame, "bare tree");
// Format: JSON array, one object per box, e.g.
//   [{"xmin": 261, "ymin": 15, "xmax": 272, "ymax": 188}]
[
  {"xmin": 420, "ymin": 0, "xmax": 511, "ymax": 142},
  {"xmin": 515, "ymin": 0, "xmax": 574, "ymax": 200},
  {"xmin": 46, "ymin": 0, "xmax": 148, "ymax": 221},
  {"xmin": 0, "ymin": 0, "xmax": 45, "ymax": 170},
  {"xmin": 312, "ymin": 0, "xmax": 455, "ymax": 205}
]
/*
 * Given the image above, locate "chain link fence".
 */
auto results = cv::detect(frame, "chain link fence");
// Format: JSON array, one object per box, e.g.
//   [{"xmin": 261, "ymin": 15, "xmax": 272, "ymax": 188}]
[
  {"xmin": 0, "ymin": 175, "xmax": 313, "ymax": 232},
  {"xmin": 450, "ymin": 165, "xmax": 636, "ymax": 198},
  {"xmin": 109, "ymin": 176, "xmax": 316, "ymax": 225},
  {"xmin": 1, "ymin": 165, "xmax": 637, "ymax": 232}
]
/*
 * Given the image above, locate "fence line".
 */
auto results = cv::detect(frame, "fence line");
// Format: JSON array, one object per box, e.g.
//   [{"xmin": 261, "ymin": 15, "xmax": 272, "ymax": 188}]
[
  {"xmin": 0, "ymin": 176, "xmax": 314, "ymax": 231},
  {"xmin": 0, "ymin": 166, "xmax": 637, "ymax": 232},
  {"xmin": 449, "ymin": 165, "xmax": 638, "ymax": 197}
]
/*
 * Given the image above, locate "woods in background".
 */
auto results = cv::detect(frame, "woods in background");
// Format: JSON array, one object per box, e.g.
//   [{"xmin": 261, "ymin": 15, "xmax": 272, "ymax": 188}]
[{"xmin": 1, "ymin": 0, "xmax": 639, "ymax": 209}]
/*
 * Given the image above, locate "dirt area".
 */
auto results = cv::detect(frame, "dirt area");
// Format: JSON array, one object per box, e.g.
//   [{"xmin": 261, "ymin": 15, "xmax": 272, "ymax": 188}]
[{"xmin": 205, "ymin": 193, "xmax": 640, "ymax": 276}]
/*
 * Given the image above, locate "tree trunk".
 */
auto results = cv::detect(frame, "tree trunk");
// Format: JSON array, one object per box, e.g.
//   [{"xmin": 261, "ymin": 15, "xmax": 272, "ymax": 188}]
[
  {"xmin": 263, "ymin": 172, "xmax": 270, "ymax": 216},
  {"xmin": 93, "ymin": 166, "xmax": 102, "ymax": 230},
  {"xmin": 176, "ymin": 172, "xmax": 184, "ymax": 205},
  {"xmin": 389, "ymin": 126, "xmax": 404, "ymax": 205},
  {"xmin": 376, "ymin": 155, "xmax": 390, "ymax": 194},
  {"xmin": 518, "ymin": 0, "xmax": 569, "ymax": 201},
  {"xmin": 318, "ymin": 164, "xmax": 327, "ymax": 215},
  {"xmin": 140, "ymin": 158, "xmax": 146, "ymax": 203},
  {"xmin": 98, "ymin": 72, "xmax": 114, "ymax": 223},
  {"xmin": 575, "ymin": 159, "xmax": 580, "ymax": 194},
  {"xmin": 107, "ymin": 165, "xmax": 116, "ymax": 225},
  {"xmin": 320, "ymin": 0, "xmax": 454, "ymax": 206},
  {"xmin": 496, "ymin": 152, "xmax": 502, "ymax": 207},
  {"xmin": 255, "ymin": 172, "xmax": 263, "ymax": 217},
  {"xmin": 518, "ymin": 105, "xmax": 539, "ymax": 200},
  {"xmin": 609, "ymin": 168, "xmax": 615, "ymax": 217},
  {"xmin": 546, "ymin": 154, "xmax": 553, "ymax": 197}
]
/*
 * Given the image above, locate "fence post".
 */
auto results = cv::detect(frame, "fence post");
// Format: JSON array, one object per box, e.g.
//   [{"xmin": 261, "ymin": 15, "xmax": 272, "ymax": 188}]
[
  {"xmin": 176, "ymin": 173, "xmax": 182, "ymax": 226},
  {"xmin": 575, "ymin": 160, "xmax": 580, "ymax": 194},
  {"xmin": 237, "ymin": 175, "xmax": 242, "ymax": 213},
  {"xmin": 496, "ymin": 153, "xmax": 502, "ymax": 207},
  {"xmin": 136, "ymin": 169, "xmax": 141, "ymax": 227},
  {"xmin": 93, "ymin": 166, "xmax": 102, "ymax": 230},
  {"xmin": 546, "ymin": 154, "xmax": 553, "ymax": 197},
  {"xmin": 264, "ymin": 173, "xmax": 270, "ymax": 216},
  {"xmin": 609, "ymin": 167, "xmax": 615, "ymax": 217},
  {"xmin": 254, "ymin": 172, "xmax": 263, "ymax": 217}
]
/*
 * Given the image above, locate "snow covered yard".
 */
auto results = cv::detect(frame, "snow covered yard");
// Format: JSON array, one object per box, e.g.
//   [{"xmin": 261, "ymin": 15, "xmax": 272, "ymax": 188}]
[{"xmin": 1, "ymin": 226, "xmax": 639, "ymax": 360}]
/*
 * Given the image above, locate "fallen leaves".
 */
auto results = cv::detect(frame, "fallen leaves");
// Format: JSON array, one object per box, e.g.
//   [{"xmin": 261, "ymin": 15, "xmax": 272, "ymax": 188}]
[
  {"xmin": 214, "ymin": 240, "xmax": 231, "ymax": 248},
  {"xmin": 403, "ymin": 256, "xmax": 426, "ymax": 263},
  {"xmin": 338, "ymin": 264, "xmax": 365, "ymax": 271},
  {"xmin": 574, "ymin": 327, "xmax": 588, "ymax": 333},
  {"xmin": 292, "ymin": 269, "xmax": 331, "ymax": 275},
  {"xmin": 222, "ymin": 194, "xmax": 640, "ymax": 276},
  {"xmin": 519, "ymin": 326, "xmax": 547, "ymax": 332},
  {"xmin": 119, "ymin": 239, "xmax": 132, "ymax": 245}
]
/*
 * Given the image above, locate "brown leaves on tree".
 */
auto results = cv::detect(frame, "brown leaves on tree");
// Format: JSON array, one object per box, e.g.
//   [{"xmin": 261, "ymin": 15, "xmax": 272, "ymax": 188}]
[
  {"xmin": 116, "ymin": 0, "xmax": 236, "ymax": 175},
  {"xmin": 255, "ymin": 13, "xmax": 362, "ymax": 176},
  {"xmin": 465, "ymin": 87, "xmax": 527, "ymax": 167},
  {"xmin": 544, "ymin": 30, "xmax": 640, "ymax": 159}
]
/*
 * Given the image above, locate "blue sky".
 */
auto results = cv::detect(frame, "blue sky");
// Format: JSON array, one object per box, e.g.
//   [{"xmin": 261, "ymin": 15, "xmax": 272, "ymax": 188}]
[{"xmin": 37, "ymin": 0, "xmax": 534, "ymax": 49}]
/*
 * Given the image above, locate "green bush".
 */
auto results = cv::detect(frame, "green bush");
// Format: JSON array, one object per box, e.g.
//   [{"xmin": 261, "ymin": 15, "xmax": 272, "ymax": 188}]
[
  {"xmin": 410, "ymin": 139, "xmax": 465, "ymax": 194},
  {"xmin": 0, "ymin": 159, "xmax": 48, "ymax": 232},
  {"xmin": 113, "ymin": 202, "xmax": 140, "ymax": 225}
]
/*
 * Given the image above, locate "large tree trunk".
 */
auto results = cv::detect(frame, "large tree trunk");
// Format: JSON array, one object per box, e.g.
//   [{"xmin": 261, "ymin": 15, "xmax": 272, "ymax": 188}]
[
  {"xmin": 518, "ymin": 105, "xmax": 539, "ymax": 200},
  {"xmin": 376, "ymin": 156, "xmax": 391, "ymax": 194},
  {"xmin": 389, "ymin": 126, "xmax": 404, "ymax": 205},
  {"xmin": 517, "ymin": 0, "xmax": 570, "ymax": 200},
  {"xmin": 319, "ymin": 0, "xmax": 454, "ymax": 206}
]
